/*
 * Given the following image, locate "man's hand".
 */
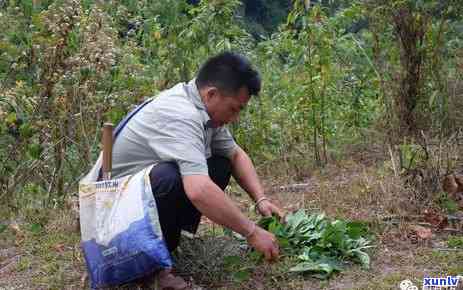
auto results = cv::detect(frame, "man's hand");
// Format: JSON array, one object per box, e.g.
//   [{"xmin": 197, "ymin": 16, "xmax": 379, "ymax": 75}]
[
  {"xmin": 246, "ymin": 226, "xmax": 279, "ymax": 261},
  {"xmin": 257, "ymin": 199, "xmax": 284, "ymax": 219}
]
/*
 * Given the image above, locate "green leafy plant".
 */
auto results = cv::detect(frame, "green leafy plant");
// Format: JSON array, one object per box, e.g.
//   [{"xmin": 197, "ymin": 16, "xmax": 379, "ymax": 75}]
[
  {"xmin": 223, "ymin": 255, "xmax": 252, "ymax": 282},
  {"xmin": 437, "ymin": 192, "xmax": 459, "ymax": 214},
  {"xmin": 258, "ymin": 209, "xmax": 373, "ymax": 279}
]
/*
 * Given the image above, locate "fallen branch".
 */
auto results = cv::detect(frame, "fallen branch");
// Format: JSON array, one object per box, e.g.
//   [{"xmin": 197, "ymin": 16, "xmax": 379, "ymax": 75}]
[{"xmin": 433, "ymin": 248, "xmax": 463, "ymax": 252}]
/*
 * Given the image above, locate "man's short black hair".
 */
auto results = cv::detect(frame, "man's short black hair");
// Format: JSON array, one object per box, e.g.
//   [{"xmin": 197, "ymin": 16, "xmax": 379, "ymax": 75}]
[{"xmin": 195, "ymin": 52, "xmax": 261, "ymax": 96}]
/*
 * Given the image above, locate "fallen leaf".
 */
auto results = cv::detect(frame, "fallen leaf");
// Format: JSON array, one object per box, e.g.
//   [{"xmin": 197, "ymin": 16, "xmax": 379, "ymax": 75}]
[
  {"xmin": 9, "ymin": 222, "xmax": 23, "ymax": 237},
  {"xmin": 423, "ymin": 209, "xmax": 449, "ymax": 229},
  {"xmin": 409, "ymin": 225, "xmax": 433, "ymax": 239},
  {"xmin": 53, "ymin": 244, "xmax": 65, "ymax": 252}
]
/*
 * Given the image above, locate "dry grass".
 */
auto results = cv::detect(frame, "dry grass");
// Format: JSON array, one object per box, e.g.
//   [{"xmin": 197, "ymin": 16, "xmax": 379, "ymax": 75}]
[{"xmin": 1, "ymin": 153, "xmax": 462, "ymax": 290}]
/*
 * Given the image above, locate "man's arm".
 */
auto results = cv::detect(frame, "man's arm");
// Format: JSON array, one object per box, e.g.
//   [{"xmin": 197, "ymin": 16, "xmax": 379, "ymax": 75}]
[
  {"xmin": 229, "ymin": 146, "xmax": 265, "ymax": 202},
  {"xmin": 182, "ymin": 175, "xmax": 279, "ymax": 261},
  {"xmin": 229, "ymin": 146, "xmax": 284, "ymax": 217},
  {"xmin": 183, "ymin": 174, "xmax": 253, "ymax": 236}
]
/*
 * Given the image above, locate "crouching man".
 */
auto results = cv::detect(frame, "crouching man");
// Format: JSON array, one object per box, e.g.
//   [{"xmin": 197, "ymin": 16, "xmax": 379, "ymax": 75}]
[{"xmin": 110, "ymin": 52, "xmax": 283, "ymax": 289}]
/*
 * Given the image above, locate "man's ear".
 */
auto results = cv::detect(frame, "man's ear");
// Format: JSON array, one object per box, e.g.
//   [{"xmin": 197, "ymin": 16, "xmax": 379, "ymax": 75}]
[{"xmin": 203, "ymin": 87, "xmax": 218, "ymax": 104}]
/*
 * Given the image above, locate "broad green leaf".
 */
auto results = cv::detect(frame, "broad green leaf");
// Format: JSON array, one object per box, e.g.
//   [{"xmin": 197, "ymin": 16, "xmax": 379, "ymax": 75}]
[
  {"xmin": 257, "ymin": 215, "xmax": 275, "ymax": 229},
  {"xmin": 277, "ymin": 236, "xmax": 291, "ymax": 249},
  {"xmin": 285, "ymin": 209, "xmax": 307, "ymax": 230},
  {"xmin": 346, "ymin": 221, "xmax": 369, "ymax": 239},
  {"xmin": 233, "ymin": 269, "xmax": 251, "ymax": 282},
  {"xmin": 350, "ymin": 249, "xmax": 370, "ymax": 269},
  {"xmin": 268, "ymin": 218, "xmax": 284, "ymax": 235},
  {"xmin": 290, "ymin": 261, "xmax": 323, "ymax": 273},
  {"xmin": 29, "ymin": 223, "xmax": 42, "ymax": 234},
  {"xmin": 289, "ymin": 261, "xmax": 338, "ymax": 276}
]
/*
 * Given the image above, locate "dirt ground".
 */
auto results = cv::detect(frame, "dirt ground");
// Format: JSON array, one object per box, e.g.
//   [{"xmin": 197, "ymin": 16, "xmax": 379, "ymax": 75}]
[{"xmin": 1, "ymin": 158, "xmax": 462, "ymax": 290}]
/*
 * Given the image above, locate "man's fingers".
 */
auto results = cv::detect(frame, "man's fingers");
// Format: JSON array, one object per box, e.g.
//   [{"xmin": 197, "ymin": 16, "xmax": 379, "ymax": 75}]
[
  {"xmin": 270, "ymin": 244, "xmax": 279, "ymax": 261},
  {"xmin": 270, "ymin": 204, "xmax": 285, "ymax": 219},
  {"xmin": 263, "ymin": 242, "xmax": 278, "ymax": 261},
  {"xmin": 268, "ymin": 235, "xmax": 279, "ymax": 261},
  {"xmin": 257, "ymin": 202, "xmax": 272, "ymax": 217},
  {"xmin": 262, "ymin": 201, "xmax": 283, "ymax": 217},
  {"xmin": 274, "ymin": 248, "xmax": 279, "ymax": 260},
  {"xmin": 274, "ymin": 207, "xmax": 284, "ymax": 218},
  {"xmin": 263, "ymin": 249, "xmax": 272, "ymax": 261},
  {"xmin": 273, "ymin": 240, "xmax": 280, "ymax": 256}
]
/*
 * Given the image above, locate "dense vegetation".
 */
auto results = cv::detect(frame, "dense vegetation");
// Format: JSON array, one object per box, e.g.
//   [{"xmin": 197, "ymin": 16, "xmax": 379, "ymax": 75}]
[
  {"xmin": 1, "ymin": 0, "xmax": 462, "ymax": 215},
  {"xmin": 258, "ymin": 210, "xmax": 373, "ymax": 278}
]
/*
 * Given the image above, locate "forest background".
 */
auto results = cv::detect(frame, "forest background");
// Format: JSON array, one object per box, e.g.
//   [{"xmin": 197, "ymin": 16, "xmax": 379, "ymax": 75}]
[{"xmin": 0, "ymin": 0, "xmax": 462, "ymax": 289}]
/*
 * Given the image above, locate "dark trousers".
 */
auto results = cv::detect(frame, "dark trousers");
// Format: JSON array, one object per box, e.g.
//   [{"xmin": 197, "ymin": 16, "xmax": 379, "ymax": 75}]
[{"xmin": 149, "ymin": 156, "xmax": 232, "ymax": 252}]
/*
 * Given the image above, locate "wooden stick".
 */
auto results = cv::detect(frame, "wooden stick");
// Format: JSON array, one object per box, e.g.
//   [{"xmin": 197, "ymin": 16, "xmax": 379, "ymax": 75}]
[{"xmin": 102, "ymin": 123, "xmax": 113, "ymax": 180}]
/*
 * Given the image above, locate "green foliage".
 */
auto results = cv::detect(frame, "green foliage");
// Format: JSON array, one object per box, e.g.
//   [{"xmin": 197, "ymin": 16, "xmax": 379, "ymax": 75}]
[
  {"xmin": 364, "ymin": 0, "xmax": 463, "ymax": 138},
  {"xmin": 258, "ymin": 210, "xmax": 373, "ymax": 279},
  {"xmin": 447, "ymin": 236, "xmax": 463, "ymax": 249},
  {"xmin": 223, "ymin": 254, "xmax": 253, "ymax": 282},
  {"xmin": 1, "ymin": 0, "xmax": 461, "ymax": 211},
  {"xmin": 1, "ymin": 0, "xmax": 252, "ymax": 208},
  {"xmin": 232, "ymin": 1, "xmax": 382, "ymax": 169},
  {"xmin": 0, "ymin": 223, "xmax": 6, "ymax": 234},
  {"xmin": 437, "ymin": 192, "xmax": 459, "ymax": 214},
  {"xmin": 397, "ymin": 143, "xmax": 427, "ymax": 173},
  {"xmin": 240, "ymin": 0, "xmax": 292, "ymax": 37}
]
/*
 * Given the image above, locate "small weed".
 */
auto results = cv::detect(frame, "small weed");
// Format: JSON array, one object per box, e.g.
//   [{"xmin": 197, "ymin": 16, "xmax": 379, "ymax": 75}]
[
  {"xmin": 381, "ymin": 273, "xmax": 411, "ymax": 288},
  {"xmin": 223, "ymin": 255, "xmax": 253, "ymax": 283},
  {"xmin": 16, "ymin": 256, "xmax": 31, "ymax": 272},
  {"xmin": 437, "ymin": 193, "xmax": 459, "ymax": 214},
  {"xmin": 232, "ymin": 269, "xmax": 252, "ymax": 282},
  {"xmin": 447, "ymin": 236, "xmax": 463, "ymax": 249},
  {"xmin": 0, "ymin": 223, "xmax": 6, "ymax": 233},
  {"xmin": 448, "ymin": 265, "xmax": 463, "ymax": 276},
  {"xmin": 28, "ymin": 223, "xmax": 43, "ymax": 235}
]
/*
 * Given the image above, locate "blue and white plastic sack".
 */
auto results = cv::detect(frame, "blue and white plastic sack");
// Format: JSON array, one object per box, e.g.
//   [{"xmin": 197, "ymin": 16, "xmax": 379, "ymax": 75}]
[{"xmin": 79, "ymin": 156, "xmax": 172, "ymax": 289}]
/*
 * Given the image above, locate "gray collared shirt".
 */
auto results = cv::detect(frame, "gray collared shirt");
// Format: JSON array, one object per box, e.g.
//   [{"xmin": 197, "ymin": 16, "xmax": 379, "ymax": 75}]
[{"xmin": 110, "ymin": 79, "xmax": 238, "ymax": 178}]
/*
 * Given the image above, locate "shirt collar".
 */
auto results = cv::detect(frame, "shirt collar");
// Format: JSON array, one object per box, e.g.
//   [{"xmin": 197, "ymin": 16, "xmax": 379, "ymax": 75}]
[{"xmin": 185, "ymin": 79, "xmax": 214, "ymax": 129}]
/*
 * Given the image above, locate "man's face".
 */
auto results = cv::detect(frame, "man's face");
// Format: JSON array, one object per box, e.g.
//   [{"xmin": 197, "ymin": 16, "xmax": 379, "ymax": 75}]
[{"xmin": 204, "ymin": 86, "xmax": 250, "ymax": 127}]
